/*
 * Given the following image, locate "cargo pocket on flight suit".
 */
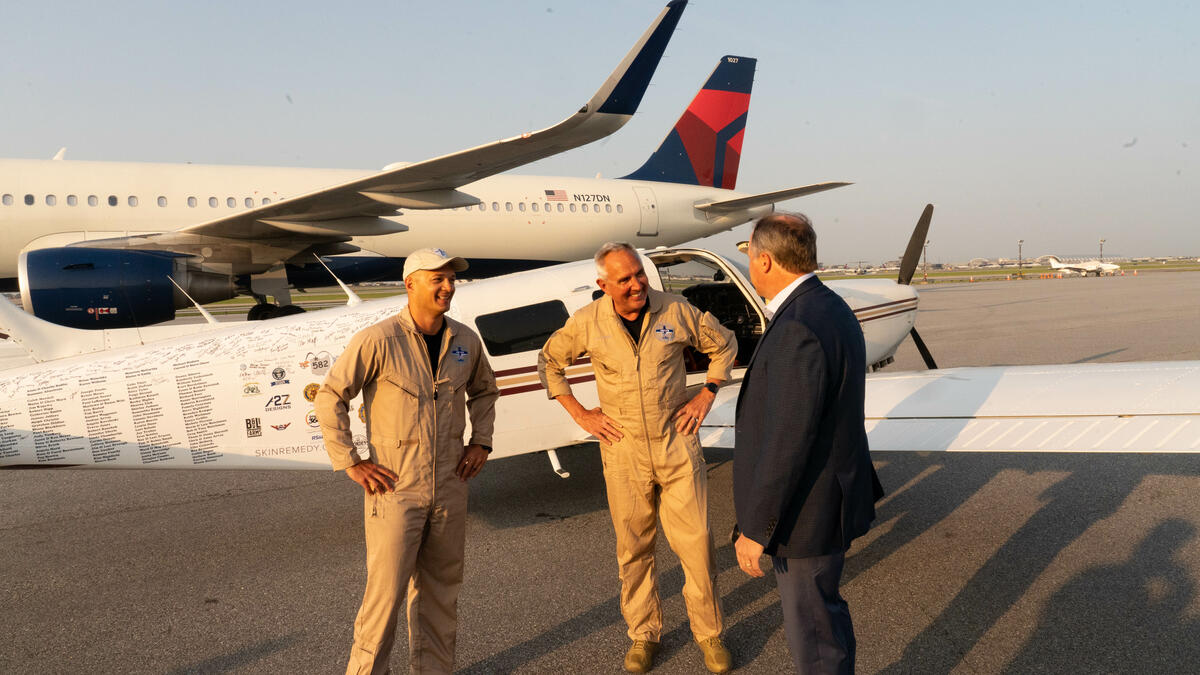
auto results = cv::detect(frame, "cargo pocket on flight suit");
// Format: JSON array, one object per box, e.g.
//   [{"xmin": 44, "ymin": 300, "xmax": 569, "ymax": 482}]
[{"xmin": 375, "ymin": 376, "xmax": 421, "ymax": 490}]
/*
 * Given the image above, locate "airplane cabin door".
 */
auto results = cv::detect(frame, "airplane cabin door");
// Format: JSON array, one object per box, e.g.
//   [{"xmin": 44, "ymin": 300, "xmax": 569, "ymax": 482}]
[{"xmin": 633, "ymin": 186, "xmax": 658, "ymax": 236}]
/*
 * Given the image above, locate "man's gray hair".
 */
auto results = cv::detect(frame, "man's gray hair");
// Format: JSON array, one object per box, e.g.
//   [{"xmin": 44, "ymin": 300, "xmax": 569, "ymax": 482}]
[
  {"xmin": 749, "ymin": 212, "xmax": 817, "ymax": 274},
  {"xmin": 594, "ymin": 241, "xmax": 638, "ymax": 279}
]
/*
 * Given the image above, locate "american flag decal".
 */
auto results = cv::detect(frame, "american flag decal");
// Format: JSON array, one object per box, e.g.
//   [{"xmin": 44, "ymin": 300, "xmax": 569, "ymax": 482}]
[{"xmin": 544, "ymin": 189, "xmax": 567, "ymax": 201}]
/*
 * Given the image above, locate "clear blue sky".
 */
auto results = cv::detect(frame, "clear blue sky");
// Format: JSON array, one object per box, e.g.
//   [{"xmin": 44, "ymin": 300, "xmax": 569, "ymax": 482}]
[{"xmin": 2, "ymin": 1, "xmax": 1196, "ymax": 264}]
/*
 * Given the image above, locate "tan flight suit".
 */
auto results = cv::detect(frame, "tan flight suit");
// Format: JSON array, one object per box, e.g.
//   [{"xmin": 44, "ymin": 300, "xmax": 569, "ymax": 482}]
[
  {"xmin": 316, "ymin": 308, "xmax": 499, "ymax": 675},
  {"xmin": 539, "ymin": 289, "xmax": 736, "ymax": 642}
]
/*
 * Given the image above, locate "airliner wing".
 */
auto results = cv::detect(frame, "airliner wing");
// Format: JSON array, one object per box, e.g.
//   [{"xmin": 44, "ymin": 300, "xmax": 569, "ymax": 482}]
[
  {"xmin": 75, "ymin": 0, "xmax": 687, "ymax": 251},
  {"xmin": 693, "ymin": 181, "xmax": 852, "ymax": 214},
  {"xmin": 700, "ymin": 362, "xmax": 1200, "ymax": 452}
]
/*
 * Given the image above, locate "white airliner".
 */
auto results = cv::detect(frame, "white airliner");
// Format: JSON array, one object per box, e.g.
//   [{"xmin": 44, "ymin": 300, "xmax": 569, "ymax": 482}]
[
  {"xmin": 0, "ymin": 205, "xmax": 1195, "ymax": 473},
  {"xmin": 1046, "ymin": 256, "xmax": 1121, "ymax": 276},
  {"xmin": 0, "ymin": 0, "xmax": 846, "ymax": 329}
]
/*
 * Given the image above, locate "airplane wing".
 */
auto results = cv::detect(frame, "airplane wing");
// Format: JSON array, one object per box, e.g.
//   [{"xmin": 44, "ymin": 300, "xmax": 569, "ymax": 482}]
[
  {"xmin": 699, "ymin": 362, "xmax": 1200, "ymax": 452},
  {"xmin": 72, "ymin": 0, "xmax": 688, "ymax": 260},
  {"xmin": 693, "ymin": 181, "xmax": 852, "ymax": 214}
]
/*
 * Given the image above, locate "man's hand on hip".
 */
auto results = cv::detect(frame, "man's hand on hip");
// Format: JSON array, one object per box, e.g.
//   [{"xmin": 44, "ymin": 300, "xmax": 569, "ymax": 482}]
[
  {"xmin": 573, "ymin": 407, "xmax": 624, "ymax": 445},
  {"xmin": 673, "ymin": 387, "xmax": 716, "ymax": 434},
  {"xmin": 346, "ymin": 460, "xmax": 398, "ymax": 494},
  {"xmin": 455, "ymin": 444, "xmax": 489, "ymax": 481},
  {"xmin": 735, "ymin": 532, "xmax": 767, "ymax": 578}
]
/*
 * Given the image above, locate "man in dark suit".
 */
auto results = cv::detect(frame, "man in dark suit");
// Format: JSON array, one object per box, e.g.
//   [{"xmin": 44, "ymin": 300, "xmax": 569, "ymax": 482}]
[{"xmin": 733, "ymin": 213, "xmax": 884, "ymax": 673}]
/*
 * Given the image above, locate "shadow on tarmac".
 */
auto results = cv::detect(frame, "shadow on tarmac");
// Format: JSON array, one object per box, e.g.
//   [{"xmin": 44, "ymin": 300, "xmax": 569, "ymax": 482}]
[{"xmin": 165, "ymin": 634, "xmax": 302, "ymax": 674}]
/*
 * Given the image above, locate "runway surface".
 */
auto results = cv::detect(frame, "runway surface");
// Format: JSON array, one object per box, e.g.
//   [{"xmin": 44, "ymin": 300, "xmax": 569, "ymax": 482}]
[{"xmin": 3, "ymin": 273, "xmax": 1199, "ymax": 673}]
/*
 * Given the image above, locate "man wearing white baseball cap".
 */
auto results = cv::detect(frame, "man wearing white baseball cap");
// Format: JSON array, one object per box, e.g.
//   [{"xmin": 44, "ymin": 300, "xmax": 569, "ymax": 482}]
[{"xmin": 316, "ymin": 247, "xmax": 498, "ymax": 674}]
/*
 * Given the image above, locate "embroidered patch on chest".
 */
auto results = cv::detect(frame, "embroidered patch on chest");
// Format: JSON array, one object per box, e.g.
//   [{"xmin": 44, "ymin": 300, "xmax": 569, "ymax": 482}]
[
  {"xmin": 653, "ymin": 323, "xmax": 676, "ymax": 342},
  {"xmin": 451, "ymin": 345, "xmax": 469, "ymax": 363}
]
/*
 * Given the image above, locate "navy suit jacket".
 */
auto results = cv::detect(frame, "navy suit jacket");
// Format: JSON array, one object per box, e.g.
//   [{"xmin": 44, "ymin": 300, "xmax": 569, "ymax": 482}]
[{"xmin": 734, "ymin": 276, "xmax": 884, "ymax": 558}]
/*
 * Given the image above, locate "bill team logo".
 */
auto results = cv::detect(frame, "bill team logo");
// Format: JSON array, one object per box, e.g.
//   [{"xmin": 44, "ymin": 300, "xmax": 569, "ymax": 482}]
[
  {"xmin": 243, "ymin": 382, "xmax": 261, "ymax": 396},
  {"xmin": 245, "ymin": 418, "xmax": 262, "ymax": 438},
  {"xmin": 271, "ymin": 367, "xmax": 289, "ymax": 386},
  {"xmin": 303, "ymin": 383, "xmax": 320, "ymax": 402}
]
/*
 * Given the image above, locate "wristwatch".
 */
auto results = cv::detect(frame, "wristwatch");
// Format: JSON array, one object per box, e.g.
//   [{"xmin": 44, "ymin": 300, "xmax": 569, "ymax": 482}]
[{"xmin": 703, "ymin": 382, "xmax": 719, "ymax": 395}]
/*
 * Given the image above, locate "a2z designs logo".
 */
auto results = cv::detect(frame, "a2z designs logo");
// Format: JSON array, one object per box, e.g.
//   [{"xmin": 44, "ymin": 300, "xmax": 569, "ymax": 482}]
[{"xmin": 264, "ymin": 394, "xmax": 291, "ymax": 412}]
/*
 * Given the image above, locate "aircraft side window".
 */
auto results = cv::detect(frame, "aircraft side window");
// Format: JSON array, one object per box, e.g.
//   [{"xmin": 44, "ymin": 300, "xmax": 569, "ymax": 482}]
[
  {"xmin": 505, "ymin": 202, "xmax": 513, "ymax": 212},
  {"xmin": 556, "ymin": 203, "xmax": 564, "ymax": 212},
  {"xmin": 531, "ymin": 202, "xmax": 538, "ymax": 212},
  {"xmin": 25, "ymin": 194, "xmax": 34, "ymax": 205},
  {"xmin": 108, "ymin": 195, "xmax": 118, "ymax": 206},
  {"xmin": 209, "ymin": 197, "xmax": 218, "ymax": 207},
  {"xmin": 2, "ymin": 194, "xmax": 13, "ymax": 206},
  {"xmin": 569, "ymin": 203, "xmax": 576, "ymax": 213},
  {"xmin": 88, "ymin": 195, "xmax": 98, "ymax": 206},
  {"xmin": 518, "ymin": 202, "xmax": 526, "ymax": 212},
  {"xmin": 67, "ymin": 195, "xmax": 77, "ymax": 206},
  {"xmin": 475, "ymin": 300, "xmax": 570, "ymax": 357},
  {"xmin": 128, "ymin": 196, "xmax": 138, "ymax": 207},
  {"xmin": 46, "ymin": 195, "xmax": 56, "ymax": 206},
  {"xmin": 491, "ymin": 201, "xmax": 499, "ymax": 211},
  {"xmin": 262, "ymin": 197, "xmax": 271, "ymax": 205},
  {"xmin": 245, "ymin": 197, "xmax": 253, "ymax": 208},
  {"xmin": 188, "ymin": 196, "xmax": 197, "ymax": 207},
  {"xmin": 226, "ymin": 197, "xmax": 235, "ymax": 208},
  {"xmin": 606, "ymin": 204, "xmax": 612, "ymax": 213},
  {"xmin": 158, "ymin": 196, "xmax": 168, "ymax": 207},
  {"xmin": 617, "ymin": 204, "xmax": 623, "ymax": 214}
]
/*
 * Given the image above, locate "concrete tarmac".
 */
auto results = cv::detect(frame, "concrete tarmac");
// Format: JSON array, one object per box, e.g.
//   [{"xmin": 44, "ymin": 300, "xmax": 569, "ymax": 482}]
[{"xmin": 3, "ymin": 273, "xmax": 1200, "ymax": 673}]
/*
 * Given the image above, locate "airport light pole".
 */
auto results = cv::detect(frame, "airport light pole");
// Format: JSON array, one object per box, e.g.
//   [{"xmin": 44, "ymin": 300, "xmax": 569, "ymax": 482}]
[
  {"xmin": 1099, "ymin": 238, "xmax": 1106, "ymax": 262},
  {"xmin": 923, "ymin": 240, "xmax": 930, "ymax": 282},
  {"xmin": 1018, "ymin": 239, "xmax": 1024, "ymax": 278}
]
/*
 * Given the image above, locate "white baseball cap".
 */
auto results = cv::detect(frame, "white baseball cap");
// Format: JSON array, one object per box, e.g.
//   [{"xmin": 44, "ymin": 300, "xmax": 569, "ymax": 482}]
[{"xmin": 402, "ymin": 248, "xmax": 469, "ymax": 280}]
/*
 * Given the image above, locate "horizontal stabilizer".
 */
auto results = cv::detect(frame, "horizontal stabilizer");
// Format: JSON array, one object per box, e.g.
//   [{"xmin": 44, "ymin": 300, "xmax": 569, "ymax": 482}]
[{"xmin": 694, "ymin": 182, "xmax": 852, "ymax": 214}]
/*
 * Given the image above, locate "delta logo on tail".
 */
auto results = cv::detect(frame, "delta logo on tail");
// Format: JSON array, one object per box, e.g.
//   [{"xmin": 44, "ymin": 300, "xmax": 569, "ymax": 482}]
[{"xmin": 623, "ymin": 55, "xmax": 756, "ymax": 189}]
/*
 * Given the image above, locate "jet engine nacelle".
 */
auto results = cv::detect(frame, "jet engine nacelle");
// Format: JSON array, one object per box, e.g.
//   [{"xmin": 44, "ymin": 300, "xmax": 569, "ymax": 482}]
[{"xmin": 17, "ymin": 248, "xmax": 234, "ymax": 329}]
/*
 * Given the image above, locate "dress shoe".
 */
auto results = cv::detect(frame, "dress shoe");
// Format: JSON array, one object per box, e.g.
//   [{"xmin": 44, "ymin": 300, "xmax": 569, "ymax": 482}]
[
  {"xmin": 697, "ymin": 636, "xmax": 732, "ymax": 673},
  {"xmin": 623, "ymin": 639, "xmax": 660, "ymax": 673}
]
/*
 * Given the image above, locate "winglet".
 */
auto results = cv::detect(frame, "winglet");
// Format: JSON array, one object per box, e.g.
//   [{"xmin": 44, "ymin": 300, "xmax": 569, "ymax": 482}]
[
  {"xmin": 0, "ymin": 295, "xmax": 107, "ymax": 363},
  {"xmin": 52, "ymin": 147, "xmax": 66, "ymax": 160},
  {"xmin": 590, "ymin": 0, "xmax": 688, "ymax": 116}
]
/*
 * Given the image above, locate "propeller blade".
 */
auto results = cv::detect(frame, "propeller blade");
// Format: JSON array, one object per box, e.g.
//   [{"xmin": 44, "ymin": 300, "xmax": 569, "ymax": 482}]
[
  {"xmin": 897, "ymin": 204, "xmax": 934, "ymax": 286},
  {"xmin": 910, "ymin": 327, "xmax": 938, "ymax": 370}
]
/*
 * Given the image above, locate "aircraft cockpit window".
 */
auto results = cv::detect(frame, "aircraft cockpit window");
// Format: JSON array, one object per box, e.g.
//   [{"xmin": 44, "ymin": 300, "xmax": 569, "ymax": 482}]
[
  {"xmin": 128, "ymin": 196, "xmax": 138, "ymax": 207},
  {"xmin": 24, "ymin": 194, "xmax": 34, "ymax": 205},
  {"xmin": 158, "ymin": 196, "xmax": 168, "ymax": 207},
  {"xmin": 66, "ymin": 195, "xmax": 77, "ymax": 206},
  {"xmin": 88, "ymin": 195, "xmax": 98, "ymax": 206},
  {"xmin": 654, "ymin": 254, "xmax": 766, "ymax": 371},
  {"xmin": 45, "ymin": 195, "xmax": 56, "ymax": 206},
  {"xmin": 475, "ymin": 300, "xmax": 570, "ymax": 357},
  {"xmin": 2, "ymin": 194, "xmax": 13, "ymax": 206},
  {"xmin": 209, "ymin": 197, "xmax": 218, "ymax": 207},
  {"xmin": 107, "ymin": 195, "xmax": 118, "ymax": 207},
  {"xmin": 188, "ymin": 196, "xmax": 197, "ymax": 207}
]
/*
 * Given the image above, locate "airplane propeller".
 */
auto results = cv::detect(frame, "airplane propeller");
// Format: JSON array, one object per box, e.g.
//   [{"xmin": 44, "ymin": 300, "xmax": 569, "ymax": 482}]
[{"xmin": 897, "ymin": 204, "xmax": 938, "ymax": 369}]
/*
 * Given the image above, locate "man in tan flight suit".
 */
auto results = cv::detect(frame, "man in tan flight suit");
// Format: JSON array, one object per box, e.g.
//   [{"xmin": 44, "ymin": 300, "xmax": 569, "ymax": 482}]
[
  {"xmin": 539, "ymin": 242, "xmax": 737, "ymax": 674},
  {"xmin": 316, "ymin": 247, "xmax": 499, "ymax": 675}
]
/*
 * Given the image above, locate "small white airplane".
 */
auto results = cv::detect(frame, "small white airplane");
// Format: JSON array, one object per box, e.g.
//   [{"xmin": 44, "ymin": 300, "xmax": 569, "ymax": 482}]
[
  {"xmin": 1046, "ymin": 255, "xmax": 1121, "ymax": 276},
  {"xmin": 0, "ymin": 0, "xmax": 847, "ymax": 329},
  {"xmin": 1, "ymin": 205, "xmax": 1196, "ymax": 474}
]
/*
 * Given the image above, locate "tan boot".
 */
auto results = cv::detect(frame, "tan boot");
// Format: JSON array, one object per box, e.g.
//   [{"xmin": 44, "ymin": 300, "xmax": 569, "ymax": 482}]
[
  {"xmin": 624, "ymin": 639, "xmax": 660, "ymax": 673},
  {"xmin": 697, "ymin": 636, "xmax": 732, "ymax": 673}
]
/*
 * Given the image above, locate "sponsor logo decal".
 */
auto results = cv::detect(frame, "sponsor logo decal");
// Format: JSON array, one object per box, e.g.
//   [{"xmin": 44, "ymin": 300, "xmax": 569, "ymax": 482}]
[
  {"xmin": 451, "ymin": 345, "xmax": 469, "ymax": 363},
  {"xmin": 306, "ymin": 410, "xmax": 320, "ymax": 428},
  {"xmin": 264, "ymin": 394, "xmax": 291, "ymax": 412},
  {"xmin": 358, "ymin": 405, "xmax": 367, "ymax": 423},
  {"xmin": 303, "ymin": 383, "xmax": 320, "ymax": 402},
  {"xmin": 245, "ymin": 418, "xmax": 262, "ymax": 438},
  {"xmin": 653, "ymin": 323, "xmax": 676, "ymax": 342},
  {"xmin": 243, "ymin": 382, "xmax": 261, "ymax": 396},
  {"xmin": 271, "ymin": 367, "xmax": 289, "ymax": 386},
  {"xmin": 433, "ymin": 248, "xmax": 448, "ymax": 258},
  {"xmin": 87, "ymin": 307, "xmax": 119, "ymax": 316},
  {"xmin": 353, "ymin": 434, "xmax": 368, "ymax": 452},
  {"xmin": 301, "ymin": 351, "xmax": 332, "ymax": 376},
  {"xmin": 271, "ymin": 422, "xmax": 291, "ymax": 431}
]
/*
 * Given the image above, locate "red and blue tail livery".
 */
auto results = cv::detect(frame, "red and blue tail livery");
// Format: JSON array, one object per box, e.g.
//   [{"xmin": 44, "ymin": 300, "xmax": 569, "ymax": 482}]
[{"xmin": 623, "ymin": 55, "xmax": 756, "ymax": 189}]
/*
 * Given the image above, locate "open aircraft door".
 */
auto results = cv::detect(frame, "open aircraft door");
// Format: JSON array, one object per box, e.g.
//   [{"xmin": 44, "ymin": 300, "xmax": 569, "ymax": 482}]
[
  {"xmin": 633, "ymin": 186, "xmax": 659, "ymax": 236},
  {"xmin": 645, "ymin": 248, "xmax": 766, "ymax": 374}
]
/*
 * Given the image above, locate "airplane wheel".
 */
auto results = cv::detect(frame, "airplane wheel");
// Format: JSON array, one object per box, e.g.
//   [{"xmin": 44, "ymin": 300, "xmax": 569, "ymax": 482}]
[
  {"xmin": 247, "ymin": 303, "xmax": 278, "ymax": 321},
  {"xmin": 274, "ymin": 304, "xmax": 306, "ymax": 317}
]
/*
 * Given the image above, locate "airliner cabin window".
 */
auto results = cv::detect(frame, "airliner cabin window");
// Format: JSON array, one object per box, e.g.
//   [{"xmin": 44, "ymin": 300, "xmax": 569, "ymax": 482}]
[
  {"xmin": 188, "ymin": 196, "xmax": 197, "ymax": 207},
  {"xmin": 226, "ymin": 197, "xmax": 236, "ymax": 208},
  {"xmin": 475, "ymin": 300, "xmax": 571, "ymax": 357},
  {"xmin": 506, "ymin": 202, "xmax": 513, "ymax": 212},
  {"xmin": 46, "ymin": 195, "xmax": 56, "ymax": 206},
  {"xmin": 108, "ymin": 195, "xmax": 118, "ymax": 206},
  {"xmin": 557, "ymin": 203, "xmax": 564, "ymax": 212},
  {"xmin": 569, "ymin": 203, "xmax": 576, "ymax": 213},
  {"xmin": 492, "ymin": 201, "xmax": 499, "ymax": 211},
  {"xmin": 67, "ymin": 195, "xmax": 77, "ymax": 206},
  {"xmin": 25, "ymin": 194, "xmax": 34, "ymax": 205},
  {"xmin": 245, "ymin": 197, "xmax": 253, "ymax": 207},
  {"xmin": 617, "ymin": 204, "xmax": 624, "ymax": 214},
  {"xmin": 158, "ymin": 196, "xmax": 168, "ymax": 207},
  {"xmin": 531, "ymin": 203, "xmax": 539, "ymax": 212},
  {"xmin": 262, "ymin": 197, "xmax": 271, "ymax": 205},
  {"xmin": 606, "ymin": 204, "xmax": 612, "ymax": 213},
  {"xmin": 518, "ymin": 202, "xmax": 525, "ymax": 212},
  {"xmin": 88, "ymin": 195, "xmax": 98, "ymax": 206},
  {"xmin": 2, "ymin": 194, "xmax": 13, "ymax": 206},
  {"xmin": 128, "ymin": 196, "xmax": 138, "ymax": 207}
]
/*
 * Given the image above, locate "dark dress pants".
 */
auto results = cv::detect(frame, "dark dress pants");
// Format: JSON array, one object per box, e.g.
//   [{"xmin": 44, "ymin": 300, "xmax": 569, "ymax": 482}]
[{"xmin": 772, "ymin": 549, "xmax": 855, "ymax": 674}]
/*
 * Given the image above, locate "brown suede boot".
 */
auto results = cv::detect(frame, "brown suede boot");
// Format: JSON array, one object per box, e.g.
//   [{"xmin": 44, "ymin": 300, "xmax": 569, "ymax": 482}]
[
  {"xmin": 697, "ymin": 636, "xmax": 733, "ymax": 673},
  {"xmin": 624, "ymin": 639, "xmax": 660, "ymax": 673}
]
